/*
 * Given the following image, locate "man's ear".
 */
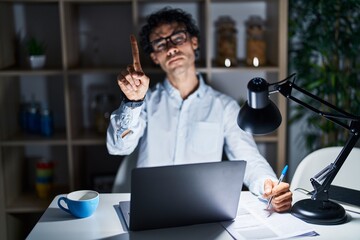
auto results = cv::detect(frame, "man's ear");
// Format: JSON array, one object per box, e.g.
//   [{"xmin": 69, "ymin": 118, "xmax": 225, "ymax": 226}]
[
  {"xmin": 191, "ymin": 36, "xmax": 199, "ymax": 51},
  {"xmin": 150, "ymin": 52, "xmax": 159, "ymax": 65}
]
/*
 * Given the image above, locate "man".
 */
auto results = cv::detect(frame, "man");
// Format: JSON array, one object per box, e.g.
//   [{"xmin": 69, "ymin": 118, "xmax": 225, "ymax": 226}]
[{"xmin": 107, "ymin": 7, "xmax": 292, "ymax": 212}]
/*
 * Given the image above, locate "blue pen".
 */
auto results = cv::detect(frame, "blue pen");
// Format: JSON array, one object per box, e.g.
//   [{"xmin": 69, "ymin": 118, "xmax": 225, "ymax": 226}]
[{"xmin": 266, "ymin": 165, "xmax": 288, "ymax": 209}]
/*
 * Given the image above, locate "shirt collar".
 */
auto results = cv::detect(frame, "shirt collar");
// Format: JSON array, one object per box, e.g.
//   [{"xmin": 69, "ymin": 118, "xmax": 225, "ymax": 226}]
[{"xmin": 163, "ymin": 73, "xmax": 207, "ymax": 100}]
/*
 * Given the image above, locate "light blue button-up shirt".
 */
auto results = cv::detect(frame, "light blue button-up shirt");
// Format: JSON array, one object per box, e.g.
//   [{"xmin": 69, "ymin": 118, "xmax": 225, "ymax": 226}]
[{"xmin": 107, "ymin": 74, "xmax": 277, "ymax": 195}]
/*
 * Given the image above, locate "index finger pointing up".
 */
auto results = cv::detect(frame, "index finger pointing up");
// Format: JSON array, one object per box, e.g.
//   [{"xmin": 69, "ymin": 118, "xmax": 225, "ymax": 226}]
[{"xmin": 130, "ymin": 34, "xmax": 142, "ymax": 72}]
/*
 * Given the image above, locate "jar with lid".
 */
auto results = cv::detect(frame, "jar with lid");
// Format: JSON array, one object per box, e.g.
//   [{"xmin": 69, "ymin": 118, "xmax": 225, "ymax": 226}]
[
  {"xmin": 215, "ymin": 16, "xmax": 238, "ymax": 67},
  {"xmin": 245, "ymin": 15, "xmax": 266, "ymax": 67}
]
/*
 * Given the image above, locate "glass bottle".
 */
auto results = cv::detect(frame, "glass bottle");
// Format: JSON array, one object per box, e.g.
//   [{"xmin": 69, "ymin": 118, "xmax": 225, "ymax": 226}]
[
  {"xmin": 215, "ymin": 16, "xmax": 238, "ymax": 67},
  {"xmin": 40, "ymin": 107, "xmax": 54, "ymax": 137},
  {"xmin": 26, "ymin": 96, "xmax": 41, "ymax": 134}
]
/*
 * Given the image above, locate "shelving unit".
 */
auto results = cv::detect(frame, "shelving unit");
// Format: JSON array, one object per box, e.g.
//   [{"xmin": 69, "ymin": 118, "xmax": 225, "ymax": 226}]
[{"xmin": 0, "ymin": 0, "xmax": 288, "ymax": 239}]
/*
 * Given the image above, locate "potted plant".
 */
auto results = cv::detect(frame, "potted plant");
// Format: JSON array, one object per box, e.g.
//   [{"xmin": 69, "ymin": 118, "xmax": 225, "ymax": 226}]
[
  {"xmin": 288, "ymin": 0, "xmax": 360, "ymax": 151},
  {"xmin": 26, "ymin": 37, "xmax": 46, "ymax": 69}
]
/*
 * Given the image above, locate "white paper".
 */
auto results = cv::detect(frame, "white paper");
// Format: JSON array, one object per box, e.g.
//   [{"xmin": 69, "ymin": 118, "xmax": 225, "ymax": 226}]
[{"xmin": 222, "ymin": 193, "xmax": 318, "ymax": 240}]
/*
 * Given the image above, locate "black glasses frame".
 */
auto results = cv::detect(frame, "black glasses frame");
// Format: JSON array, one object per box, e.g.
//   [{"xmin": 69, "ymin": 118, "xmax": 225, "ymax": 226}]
[{"xmin": 150, "ymin": 30, "xmax": 188, "ymax": 53}]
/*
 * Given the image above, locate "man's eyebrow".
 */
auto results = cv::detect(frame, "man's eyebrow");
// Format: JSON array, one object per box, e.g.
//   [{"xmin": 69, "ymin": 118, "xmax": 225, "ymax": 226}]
[{"xmin": 150, "ymin": 28, "xmax": 186, "ymax": 42}]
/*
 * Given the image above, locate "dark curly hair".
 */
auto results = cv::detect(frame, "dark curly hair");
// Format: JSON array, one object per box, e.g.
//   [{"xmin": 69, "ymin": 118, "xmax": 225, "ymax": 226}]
[{"xmin": 139, "ymin": 7, "xmax": 200, "ymax": 54}]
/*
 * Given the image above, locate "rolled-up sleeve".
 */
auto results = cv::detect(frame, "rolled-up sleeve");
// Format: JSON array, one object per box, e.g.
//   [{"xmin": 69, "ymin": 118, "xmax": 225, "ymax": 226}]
[{"xmin": 106, "ymin": 101, "xmax": 145, "ymax": 155}]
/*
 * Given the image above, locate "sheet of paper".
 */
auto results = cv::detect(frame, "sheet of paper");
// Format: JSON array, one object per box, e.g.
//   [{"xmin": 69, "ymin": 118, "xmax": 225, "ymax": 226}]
[{"xmin": 222, "ymin": 193, "xmax": 318, "ymax": 240}]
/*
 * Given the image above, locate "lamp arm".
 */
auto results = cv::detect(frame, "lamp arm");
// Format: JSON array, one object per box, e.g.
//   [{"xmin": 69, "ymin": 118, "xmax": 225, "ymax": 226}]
[
  {"xmin": 270, "ymin": 74, "xmax": 360, "ymax": 201},
  {"xmin": 271, "ymin": 77, "xmax": 358, "ymax": 130},
  {"xmin": 310, "ymin": 132, "xmax": 360, "ymax": 201}
]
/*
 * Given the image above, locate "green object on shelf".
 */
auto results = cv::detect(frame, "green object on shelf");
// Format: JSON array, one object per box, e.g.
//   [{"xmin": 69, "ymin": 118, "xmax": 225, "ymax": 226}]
[{"xmin": 26, "ymin": 37, "xmax": 46, "ymax": 56}]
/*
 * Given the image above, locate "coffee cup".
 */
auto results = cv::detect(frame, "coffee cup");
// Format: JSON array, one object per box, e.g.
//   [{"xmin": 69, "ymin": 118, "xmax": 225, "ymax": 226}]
[{"xmin": 57, "ymin": 190, "xmax": 99, "ymax": 218}]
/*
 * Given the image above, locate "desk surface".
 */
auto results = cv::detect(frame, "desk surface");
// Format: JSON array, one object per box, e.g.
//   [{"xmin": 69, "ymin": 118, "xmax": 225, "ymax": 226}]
[{"xmin": 27, "ymin": 192, "xmax": 360, "ymax": 240}]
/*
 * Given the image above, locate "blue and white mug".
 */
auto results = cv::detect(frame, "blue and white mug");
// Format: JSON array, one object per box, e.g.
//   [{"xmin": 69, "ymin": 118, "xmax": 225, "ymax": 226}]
[{"xmin": 57, "ymin": 190, "xmax": 99, "ymax": 218}]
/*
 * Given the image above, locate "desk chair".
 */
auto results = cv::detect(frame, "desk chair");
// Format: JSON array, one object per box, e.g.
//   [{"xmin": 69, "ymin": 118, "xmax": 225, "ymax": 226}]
[
  {"xmin": 111, "ymin": 148, "xmax": 138, "ymax": 193},
  {"xmin": 291, "ymin": 146, "xmax": 360, "ymax": 193}
]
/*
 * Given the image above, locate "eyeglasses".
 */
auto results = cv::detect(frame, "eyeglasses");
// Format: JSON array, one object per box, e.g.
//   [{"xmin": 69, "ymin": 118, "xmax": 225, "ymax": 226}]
[{"xmin": 150, "ymin": 30, "xmax": 188, "ymax": 53}]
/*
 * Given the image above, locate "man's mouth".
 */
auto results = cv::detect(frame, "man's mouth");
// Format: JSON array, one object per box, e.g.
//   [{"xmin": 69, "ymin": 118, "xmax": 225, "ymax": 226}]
[{"xmin": 167, "ymin": 55, "xmax": 182, "ymax": 65}]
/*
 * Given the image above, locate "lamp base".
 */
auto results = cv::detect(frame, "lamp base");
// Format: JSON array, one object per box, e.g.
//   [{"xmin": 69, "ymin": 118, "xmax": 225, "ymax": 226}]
[{"xmin": 291, "ymin": 199, "xmax": 347, "ymax": 225}]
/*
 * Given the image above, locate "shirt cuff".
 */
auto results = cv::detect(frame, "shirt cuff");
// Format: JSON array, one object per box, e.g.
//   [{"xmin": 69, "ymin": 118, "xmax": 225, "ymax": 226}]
[{"xmin": 123, "ymin": 97, "xmax": 144, "ymax": 108}]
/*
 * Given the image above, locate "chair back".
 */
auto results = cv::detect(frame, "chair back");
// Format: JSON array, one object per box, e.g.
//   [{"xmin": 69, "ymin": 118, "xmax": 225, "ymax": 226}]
[
  {"xmin": 111, "ymin": 147, "xmax": 138, "ymax": 193},
  {"xmin": 291, "ymin": 146, "xmax": 360, "ymax": 192}
]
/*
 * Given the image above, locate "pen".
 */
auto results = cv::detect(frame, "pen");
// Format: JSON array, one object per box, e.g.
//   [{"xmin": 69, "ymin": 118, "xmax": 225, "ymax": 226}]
[{"xmin": 266, "ymin": 165, "xmax": 288, "ymax": 209}]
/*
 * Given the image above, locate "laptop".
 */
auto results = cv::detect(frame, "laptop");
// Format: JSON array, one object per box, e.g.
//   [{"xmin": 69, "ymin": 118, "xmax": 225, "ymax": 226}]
[{"xmin": 119, "ymin": 160, "xmax": 246, "ymax": 231}]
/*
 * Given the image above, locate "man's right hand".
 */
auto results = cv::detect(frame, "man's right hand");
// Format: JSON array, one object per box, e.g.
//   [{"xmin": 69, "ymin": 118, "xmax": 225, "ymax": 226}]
[{"xmin": 117, "ymin": 35, "xmax": 149, "ymax": 101}]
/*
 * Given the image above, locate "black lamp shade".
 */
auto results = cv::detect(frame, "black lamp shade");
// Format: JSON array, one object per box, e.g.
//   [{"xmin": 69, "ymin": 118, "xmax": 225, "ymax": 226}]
[
  {"xmin": 237, "ymin": 100, "xmax": 282, "ymax": 135},
  {"xmin": 237, "ymin": 77, "xmax": 282, "ymax": 135}
]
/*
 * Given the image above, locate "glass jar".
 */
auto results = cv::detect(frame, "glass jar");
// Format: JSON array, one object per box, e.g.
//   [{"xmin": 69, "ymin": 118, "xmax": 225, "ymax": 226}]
[
  {"xmin": 245, "ymin": 15, "xmax": 266, "ymax": 67},
  {"xmin": 215, "ymin": 16, "xmax": 238, "ymax": 67}
]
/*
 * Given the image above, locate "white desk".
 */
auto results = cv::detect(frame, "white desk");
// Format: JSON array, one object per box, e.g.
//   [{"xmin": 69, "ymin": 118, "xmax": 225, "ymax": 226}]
[{"xmin": 27, "ymin": 192, "xmax": 360, "ymax": 240}]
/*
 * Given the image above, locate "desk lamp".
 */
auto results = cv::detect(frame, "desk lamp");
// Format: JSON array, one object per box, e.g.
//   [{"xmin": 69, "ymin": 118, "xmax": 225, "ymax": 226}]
[{"xmin": 237, "ymin": 73, "xmax": 360, "ymax": 225}]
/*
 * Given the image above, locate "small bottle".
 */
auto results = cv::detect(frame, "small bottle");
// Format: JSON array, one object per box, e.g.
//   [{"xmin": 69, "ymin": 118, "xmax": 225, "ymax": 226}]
[
  {"xmin": 40, "ymin": 107, "xmax": 54, "ymax": 137},
  {"xmin": 26, "ymin": 97, "xmax": 41, "ymax": 134}
]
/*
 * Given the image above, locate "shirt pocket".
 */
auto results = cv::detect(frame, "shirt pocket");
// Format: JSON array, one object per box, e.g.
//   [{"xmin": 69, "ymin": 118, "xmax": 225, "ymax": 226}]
[{"xmin": 189, "ymin": 122, "xmax": 221, "ymax": 154}]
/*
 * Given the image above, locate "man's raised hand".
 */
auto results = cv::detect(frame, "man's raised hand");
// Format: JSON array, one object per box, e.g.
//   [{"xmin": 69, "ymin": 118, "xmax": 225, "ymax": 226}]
[{"xmin": 117, "ymin": 35, "xmax": 149, "ymax": 101}]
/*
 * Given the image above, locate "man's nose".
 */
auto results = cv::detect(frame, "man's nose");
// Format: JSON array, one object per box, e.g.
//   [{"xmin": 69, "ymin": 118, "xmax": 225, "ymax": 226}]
[{"xmin": 166, "ymin": 40, "xmax": 178, "ymax": 55}]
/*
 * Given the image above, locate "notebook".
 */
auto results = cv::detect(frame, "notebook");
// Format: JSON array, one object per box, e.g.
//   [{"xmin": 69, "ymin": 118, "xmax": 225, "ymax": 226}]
[{"xmin": 119, "ymin": 160, "xmax": 246, "ymax": 231}]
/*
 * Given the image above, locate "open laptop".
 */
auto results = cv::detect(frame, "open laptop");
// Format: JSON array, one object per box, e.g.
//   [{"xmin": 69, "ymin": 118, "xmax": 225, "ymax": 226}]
[{"xmin": 119, "ymin": 160, "xmax": 246, "ymax": 231}]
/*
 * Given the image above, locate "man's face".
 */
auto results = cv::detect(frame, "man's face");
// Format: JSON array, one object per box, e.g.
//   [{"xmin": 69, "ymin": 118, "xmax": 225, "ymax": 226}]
[{"xmin": 149, "ymin": 22, "xmax": 198, "ymax": 75}]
